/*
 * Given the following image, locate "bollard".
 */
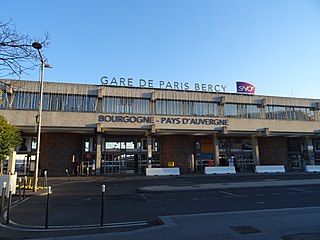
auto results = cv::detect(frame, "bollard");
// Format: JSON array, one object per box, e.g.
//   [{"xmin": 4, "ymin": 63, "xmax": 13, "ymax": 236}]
[
  {"xmin": 0, "ymin": 182, "xmax": 7, "ymax": 215},
  {"xmin": 6, "ymin": 184, "xmax": 13, "ymax": 224},
  {"xmin": 18, "ymin": 178, "xmax": 22, "ymax": 201},
  {"xmin": 23, "ymin": 176, "xmax": 27, "ymax": 199},
  {"xmin": 28, "ymin": 178, "xmax": 32, "ymax": 189},
  {"xmin": 45, "ymin": 186, "xmax": 52, "ymax": 229},
  {"xmin": 65, "ymin": 169, "xmax": 70, "ymax": 182},
  {"xmin": 86, "ymin": 167, "xmax": 89, "ymax": 181},
  {"xmin": 43, "ymin": 171, "xmax": 48, "ymax": 187},
  {"xmin": 100, "ymin": 184, "xmax": 106, "ymax": 226}
]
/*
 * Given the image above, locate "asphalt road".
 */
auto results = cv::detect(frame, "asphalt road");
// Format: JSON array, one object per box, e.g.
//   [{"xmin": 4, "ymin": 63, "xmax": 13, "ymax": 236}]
[{"xmin": 0, "ymin": 173, "xmax": 320, "ymax": 239}]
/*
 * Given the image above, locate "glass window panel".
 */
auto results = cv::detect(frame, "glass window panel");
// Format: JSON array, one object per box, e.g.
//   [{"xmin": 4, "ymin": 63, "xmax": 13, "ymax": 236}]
[
  {"xmin": 156, "ymin": 100, "xmax": 219, "ymax": 116},
  {"xmin": 266, "ymin": 105, "xmax": 315, "ymax": 121},
  {"xmin": 224, "ymin": 103, "xmax": 260, "ymax": 118},
  {"xmin": 224, "ymin": 104, "xmax": 237, "ymax": 117},
  {"xmin": 84, "ymin": 141, "xmax": 90, "ymax": 152},
  {"xmin": 103, "ymin": 97, "xmax": 150, "ymax": 114},
  {"xmin": 126, "ymin": 141, "xmax": 135, "ymax": 150},
  {"xmin": 106, "ymin": 141, "xmax": 120, "ymax": 150},
  {"xmin": 11, "ymin": 92, "xmax": 98, "ymax": 112},
  {"xmin": 0, "ymin": 92, "xmax": 6, "ymax": 109}
]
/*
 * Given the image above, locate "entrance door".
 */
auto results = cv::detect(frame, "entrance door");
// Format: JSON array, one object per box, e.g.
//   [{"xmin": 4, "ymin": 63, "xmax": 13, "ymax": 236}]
[
  {"xmin": 104, "ymin": 154, "xmax": 121, "ymax": 174},
  {"xmin": 102, "ymin": 139, "xmax": 160, "ymax": 174},
  {"xmin": 235, "ymin": 154, "xmax": 254, "ymax": 172},
  {"xmin": 123, "ymin": 153, "xmax": 137, "ymax": 174},
  {"xmin": 289, "ymin": 154, "xmax": 302, "ymax": 171},
  {"xmin": 219, "ymin": 153, "xmax": 254, "ymax": 172},
  {"xmin": 103, "ymin": 153, "xmax": 138, "ymax": 174}
]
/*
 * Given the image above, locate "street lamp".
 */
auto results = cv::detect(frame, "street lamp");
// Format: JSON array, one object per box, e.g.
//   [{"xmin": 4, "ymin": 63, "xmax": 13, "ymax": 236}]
[{"xmin": 32, "ymin": 42, "xmax": 52, "ymax": 192}]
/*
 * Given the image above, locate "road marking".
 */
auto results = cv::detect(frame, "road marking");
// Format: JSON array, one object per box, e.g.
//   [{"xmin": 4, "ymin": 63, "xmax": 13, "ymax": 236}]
[
  {"xmin": 140, "ymin": 193, "xmax": 150, "ymax": 202},
  {"xmin": 287, "ymin": 188, "xmax": 313, "ymax": 194},
  {"xmin": 191, "ymin": 198, "xmax": 200, "ymax": 201},
  {"xmin": 201, "ymin": 197, "xmax": 217, "ymax": 201},
  {"xmin": 287, "ymin": 187, "xmax": 309, "ymax": 193},
  {"xmin": 0, "ymin": 220, "xmax": 148, "ymax": 232},
  {"xmin": 2, "ymin": 198, "xmax": 31, "ymax": 221},
  {"xmin": 219, "ymin": 191, "xmax": 241, "ymax": 198},
  {"xmin": 271, "ymin": 193, "xmax": 283, "ymax": 196}
]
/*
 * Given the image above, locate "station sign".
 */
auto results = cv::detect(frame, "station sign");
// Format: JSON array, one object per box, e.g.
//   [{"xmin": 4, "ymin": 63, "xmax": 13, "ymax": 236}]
[
  {"xmin": 100, "ymin": 76, "xmax": 227, "ymax": 93},
  {"xmin": 98, "ymin": 115, "xmax": 229, "ymax": 126}
]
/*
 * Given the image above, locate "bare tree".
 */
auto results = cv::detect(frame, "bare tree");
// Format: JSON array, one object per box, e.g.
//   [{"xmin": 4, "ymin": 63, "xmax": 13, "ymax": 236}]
[{"xmin": 0, "ymin": 20, "xmax": 50, "ymax": 78}]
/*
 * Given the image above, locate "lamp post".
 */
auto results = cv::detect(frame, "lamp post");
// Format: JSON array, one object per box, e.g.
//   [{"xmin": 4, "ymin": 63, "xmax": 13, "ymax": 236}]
[{"xmin": 32, "ymin": 42, "xmax": 52, "ymax": 192}]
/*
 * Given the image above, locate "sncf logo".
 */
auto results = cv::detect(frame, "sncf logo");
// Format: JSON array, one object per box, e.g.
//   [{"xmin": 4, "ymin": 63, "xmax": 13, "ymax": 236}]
[{"xmin": 236, "ymin": 82, "xmax": 255, "ymax": 94}]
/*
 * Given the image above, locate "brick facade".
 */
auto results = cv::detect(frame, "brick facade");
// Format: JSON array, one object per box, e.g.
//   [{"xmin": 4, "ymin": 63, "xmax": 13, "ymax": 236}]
[
  {"xmin": 160, "ymin": 135, "xmax": 195, "ymax": 173},
  {"xmin": 258, "ymin": 137, "xmax": 288, "ymax": 169},
  {"xmin": 36, "ymin": 134, "xmax": 293, "ymax": 175},
  {"xmin": 40, "ymin": 133, "xmax": 83, "ymax": 176}
]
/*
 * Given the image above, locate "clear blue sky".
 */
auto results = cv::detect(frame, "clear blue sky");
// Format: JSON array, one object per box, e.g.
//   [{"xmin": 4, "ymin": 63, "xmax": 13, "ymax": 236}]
[{"xmin": 2, "ymin": 0, "xmax": 320, "ymax": 98}]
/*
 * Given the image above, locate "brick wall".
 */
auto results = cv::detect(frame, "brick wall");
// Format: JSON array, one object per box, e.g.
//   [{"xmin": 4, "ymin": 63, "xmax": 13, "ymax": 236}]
[
  {"xmin": 160, "ymin": 135, "xmax": 195, "ymax": 173},
  {"xmin": 40, "ymin": 133, "xmax": 83, "ymax": 176},
  {"xmin": 258, "ymin": 137, "xmax": 288, "ymax": 168}
]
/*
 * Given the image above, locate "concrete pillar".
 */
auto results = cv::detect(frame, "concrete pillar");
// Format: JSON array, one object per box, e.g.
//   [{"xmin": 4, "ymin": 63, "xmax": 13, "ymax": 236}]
[
  {"xmin": 8, "ymin": 149, "xmax": 16, "ymax": 174},
  {"xmin": 260, "ymin": 106, "xmax": 266, "ymax": 119},
  {"xmin": 97, "ymin": 87, "xmax": 104, "ymax": 113},
  {"xmin": 213, "ymin": 135, "xmax": 220, "ymax": 166},
  {"xmin": 303, "ymin": 137, "xmax": 315, "ymax": 165},
  {"xmin": 147, "ymin": 134, "xmax": 152, "ymax": 167},
  {"xmin": 252, "ymin": 136, "xmax": 260, "ymax": 166},
  {"xmin": 96, "ymin": 124, "xmax": 102, "ymax": 175},
  {"xmin": 218, "ymin": 96, "xmax": 225, "ymax": 117}
]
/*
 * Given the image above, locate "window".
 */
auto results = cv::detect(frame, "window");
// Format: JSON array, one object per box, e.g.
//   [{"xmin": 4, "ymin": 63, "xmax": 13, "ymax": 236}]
[
  {"xmin": 8, "ymin": 91, "xmax": 97, "ymax": 112},
  {"xmin": 61, "ymin": 94, "xmax": 97, "ymax": 112},
  {"xmin": 224, "ymin": 104, "xmax": 237, "ymax": 117},
  {"xmin": 102, "ymin": 97, "xmax": 150, "ymax": 114},
  {"xmin": 224, "ymin": 103, "xmax": 260, "ymax": 118},
  {"xmin": 0, "ymin": 92, "xmax": 6, "ymax": 109},
  {"xmin": 266, "ymin": 105, "xmax": 315, "ymax": 121},
  {"xmin": 314, "ymin": 141, "xmax": 320, "ymax": 152},
  {"xmin": 84, "ymin": 137, "xmax": 96, "ymax": 152},
  {"xmin": 155, "ymin": 100, "xmax": 219, "ymax": 116},
  {"xmin": 13, "ymin": 92, "xmax": 39, "ymax": 110},
  {"xmin": 141, "ymin": 138, "xmax": 159, "ymax": 151}
]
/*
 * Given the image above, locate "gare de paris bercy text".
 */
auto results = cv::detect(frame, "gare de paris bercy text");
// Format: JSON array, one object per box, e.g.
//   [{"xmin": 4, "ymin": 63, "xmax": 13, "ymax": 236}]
[{"xmin": 100, "ymin": 76, "xmax": 227, "ymax": 92}]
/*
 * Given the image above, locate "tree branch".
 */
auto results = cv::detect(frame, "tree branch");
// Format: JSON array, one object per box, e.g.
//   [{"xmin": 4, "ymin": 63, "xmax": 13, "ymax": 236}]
[{"xmin": 0, "ymin": 20, "xmax": 50, "ymax": 78}]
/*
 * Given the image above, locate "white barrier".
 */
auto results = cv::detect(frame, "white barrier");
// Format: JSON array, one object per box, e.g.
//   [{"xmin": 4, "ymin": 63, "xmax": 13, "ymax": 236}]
[
  {"xmin": 0, "ymin": 173, "xmax": 17, "ymax": 197},
  {"xmin": 305, "ymin": 165, "xmax": 320, "ymax": 173},
  {"xmin": 205, "ymin": 166, "xmax": 236, "ymax": 174},
  {"xmin": 255, "ymin": 165, "xmax": 285, "ymax": 173},
  {"xmin": 146, "ymin": 168, "xmax": 180, "ymax": 176}
]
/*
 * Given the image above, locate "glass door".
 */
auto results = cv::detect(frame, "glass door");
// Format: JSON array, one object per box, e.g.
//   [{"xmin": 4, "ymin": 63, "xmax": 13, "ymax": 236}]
[
  {"xmin": 102, "ymin": 138, "xmax": 160, "ymax": 174},
  {"xmin": 125, "ymin": 153, "xmax": 137, "ymax": 174},
  {"xmin": 103, "ymin": 154, "xmax": 121, "ymax": 174},
  {"xmin": 289, "ymin": 154, "xmax": 302, "ymax": 171},
  {"xmin": 234, "ymin": 153, "xmax": 254, "ymax": 172}
]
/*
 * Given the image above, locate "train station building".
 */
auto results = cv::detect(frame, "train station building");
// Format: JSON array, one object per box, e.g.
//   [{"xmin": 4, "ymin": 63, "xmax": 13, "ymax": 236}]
[{"xmin": 1, "ymin": 79, "xmax": 320, "ymax": 176}]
